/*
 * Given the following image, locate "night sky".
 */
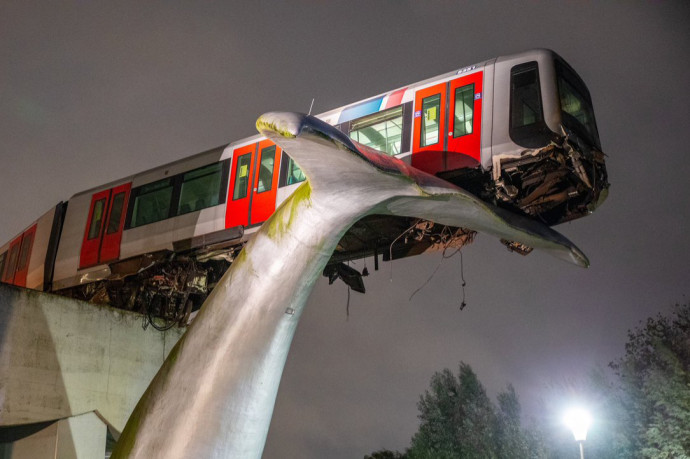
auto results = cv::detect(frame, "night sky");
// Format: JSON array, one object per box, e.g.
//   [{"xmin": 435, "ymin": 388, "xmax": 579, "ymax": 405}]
[{"xmin": 1, "ymin": 2, "xmax": 689, "ymax": 457}]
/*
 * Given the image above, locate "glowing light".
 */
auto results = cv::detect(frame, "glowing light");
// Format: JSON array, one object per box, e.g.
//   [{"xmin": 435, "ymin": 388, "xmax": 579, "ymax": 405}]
[{"xmin": 563, "ymin": 407, "xmax": 592, "ymax": 442}]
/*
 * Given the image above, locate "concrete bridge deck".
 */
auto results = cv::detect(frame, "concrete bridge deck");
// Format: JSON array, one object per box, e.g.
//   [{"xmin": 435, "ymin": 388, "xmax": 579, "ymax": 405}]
[{"xmin": 0, "ymin": 283, "xmax": 184, "ymax": 458}]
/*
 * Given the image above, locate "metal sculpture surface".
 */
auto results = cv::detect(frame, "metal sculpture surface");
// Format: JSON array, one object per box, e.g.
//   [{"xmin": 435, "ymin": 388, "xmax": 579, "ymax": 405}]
[{"xmin": 112, "ymin": 113, "xmax": 587, "ymax": 458}]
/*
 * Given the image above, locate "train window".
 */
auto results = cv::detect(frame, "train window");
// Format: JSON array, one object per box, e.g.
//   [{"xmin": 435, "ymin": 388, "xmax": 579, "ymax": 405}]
[
  {"xmin": 178, "ymin": 162, "xmax": 223, "ymax": 214},
  {"xmin": 509, "ymin": 62, "xmax": 552, "ymax": 148},
  {"xmin": 4, "ymin": 244, "xmax": 19, "ymax": 282},
  {"xmin": 286, "ymin": 157, "xmax": 306, "ymax": 185},
  {"xmin": 233, "ymin": 153, "xmax": 252, "ymax": 200},
  {"xmin": 349, "ymin": 105, "xmax": 404, "ymax": 155},
  {"xmin": 279, "ymin": 152, "xmax": 306, "ymax": 187},
  {"xmin": 88, "ymin": 198, "xmax": 107, "ymax": 240},
  {"xmin": 453, "ymin": 84, "xmax": 474, "ymax": 137},
  {"xmin": 556, "ymin": 60, "xmax": 600, "ymax": 149},
  {"xmin": 0, "ymin": 252, "xmax": 6, "ymax": 280},
  {"xmin": 106, "ymin": 192, "xmax": 126, "ymax": 234},
  {"xmin": 510, "ymin": 63, "xmax": 543, "ymax": 128},
  {"xmin": 420, "ymin": 94, "xmax": 441, "ymax": 147},
  {"xmin": 130, "ymin": 179, "xmax": 173, "ymax": 228},
  {"xmin": 257, "ymin": 146, "xmax": 276, "ymax": 193},
  {"xmin": 17, "ymin": 232, "xmax": 34, "ymax": 271}
]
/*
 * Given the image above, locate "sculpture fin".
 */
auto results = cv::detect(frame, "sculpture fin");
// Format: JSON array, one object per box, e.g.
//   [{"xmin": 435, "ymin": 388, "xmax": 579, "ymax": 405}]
[{"xmin": 257, "ymin": 112, "xmax": 588, "ymax": 267}]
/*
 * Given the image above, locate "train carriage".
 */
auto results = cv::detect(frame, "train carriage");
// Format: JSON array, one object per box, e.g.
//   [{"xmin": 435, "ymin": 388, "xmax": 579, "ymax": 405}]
[{"xmin": 0, "ymin": 49, "xmax": 608, "ymax": 326}]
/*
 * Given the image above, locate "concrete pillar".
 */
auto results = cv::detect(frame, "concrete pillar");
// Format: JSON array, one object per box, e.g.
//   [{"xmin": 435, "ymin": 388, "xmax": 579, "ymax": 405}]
[
  {"xmin": 0, "ymin": 283, "xmax": 184, "ymax": 433},
  {"xmin": 0, "ymin": 412, "xmax": 108, "ymax": 459}
]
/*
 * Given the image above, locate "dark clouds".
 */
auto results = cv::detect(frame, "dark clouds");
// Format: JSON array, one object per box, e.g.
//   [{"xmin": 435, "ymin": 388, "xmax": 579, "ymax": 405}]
[{"xmin": 1, "ymin": 1, "xmax": 689, "ymax": 457}]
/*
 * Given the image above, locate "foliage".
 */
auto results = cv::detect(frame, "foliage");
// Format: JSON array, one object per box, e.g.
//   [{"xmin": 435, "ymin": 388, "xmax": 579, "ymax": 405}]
[
  {"xmin": 609, "ymin": 302, "xmax": 690, "ymax": 458},
  {"xmin": 538, "ymin": 302, "xmax": 690, "ymax": 458},
  {"xmin": 383, "ymin": 363, "xmax": 544, "ymax": 459},
  {"xmin": 364, "ymin": 450, "xmax": 407, "ymax": 459},
  {"xmin": 366, "ymin": 303, "xmax": 690, "ymax": 459}
]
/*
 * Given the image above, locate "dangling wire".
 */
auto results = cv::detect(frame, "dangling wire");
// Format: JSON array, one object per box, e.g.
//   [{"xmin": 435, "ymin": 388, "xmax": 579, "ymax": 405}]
[
  {"xmin": 408, "ymin": 229, "xmax": 469, "ymax": 308},
  {"xmin": 409, "ymin": 235, "xmax": 460, "ymax": 301},
  {"xmin": 389, "ymin": 219, "xmax": 422, "ymax": 282},
  {"xmin": 308, "ymin": 98, "xmax": 315, "ymax": 116},
  {"xmin": 459, "ymin": 251, "xmax": 467, "ymax": 310},
  {"xmin": 409, "ymin": 254, "xmax": 444, "ymax": 301},
  {"xmin": 346, "ymin": 286, "xmax": 351, "ymax": 320}
]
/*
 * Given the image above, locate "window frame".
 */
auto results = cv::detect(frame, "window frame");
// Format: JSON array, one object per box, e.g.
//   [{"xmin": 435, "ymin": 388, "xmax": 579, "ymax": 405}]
[
  {"xmin": 453, "ymin": 83, "xmax": 475, "ymax": 138},
  {"xmin": 106, "ymin": 192, "xmax": 127, "ymax": 234},
  {"xmin": 177, "ymin": 162, "xmax": 226, "ymax": 215},
  {"xmin": 125, "ymin": 159, "xmax": 230, "ymax": 229},
  {"xmin": 4, "ymin": 244, "xmax": 20, "ymax": 282},
  {"xmin": 87, "ymin": 198, "xmax": 107, "ymax": 240},
  {"xmin": 347, "ymin": 104, "xmax": 410, "ymax": 156},
  {"xmin": 420, "ymin": 93, "xmax": 442, "ymax": 148},
  {"xmin": 278, "ymin": 151, "xmax": 307, "ymax": 188},
  {"xmin": 555, "ymin": 58, "xmax": 601, "ymax": 150},
  {"xmin": 17, "ymin": 232, "xmax": 34, "ymax": 271},
  {"xmin": 256, "ymin": 145, "xmax": 277, "ymax": 194},
  {"xmin": 0, "ymin": 252, "xmax": 6, "ymax": 281},
  {"xmin": 232, "ymin": 153, "xmax": 253, "ymax": 201},
  {"xmin": 508, "ymin": 61, "xmax": 553, "ymax": 148},
  {"xmin": 127, "ymin": 178, "xmax": 174, "ymax": 229}
]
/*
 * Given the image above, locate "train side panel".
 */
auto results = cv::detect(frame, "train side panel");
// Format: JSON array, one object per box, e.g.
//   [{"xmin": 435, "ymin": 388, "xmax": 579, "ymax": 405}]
[
  {"xmin": 25, "ymin": 207, "xmax": 58, "ymax": 289},
  {"xmin": 54, "ymin": 147, "xmax": 231, "ymax": 291},
  {"xmin": 0, "ymin": 206, "xmax": 58, "ymax": 290},
  {"xmin": 4, "ymin": 49, "xmax": 607, "ymax": 303},
  {"xmin": 53, "ymin": 183, "xmax": 129, "ymax": 290},
  {"xmin": 479, "ymin": 59, "xmax": 496, "ymax": 171},
  {"xmin": 490, "ymin": 49, "xmax": 561, "ymax": 162}
]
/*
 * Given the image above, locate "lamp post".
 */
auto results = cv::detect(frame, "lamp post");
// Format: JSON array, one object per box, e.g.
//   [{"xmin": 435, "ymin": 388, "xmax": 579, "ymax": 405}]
[{"xmin": 564, "ymin": 407, "xmax": 592, "ymax": 459}]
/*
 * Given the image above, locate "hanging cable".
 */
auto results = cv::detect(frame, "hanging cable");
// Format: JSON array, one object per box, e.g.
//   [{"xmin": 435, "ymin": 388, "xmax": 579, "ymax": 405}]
[
  {"xmin": 388, "ymin": 219, "xmax": 423, "ymax": 282},
  {"xmin": 409, "ymin": 254, "xmax": 444, "ymax": 301},
  {"xmin": 408, "ymin": 227, "xmax": 471, "ymax": 307},
  {"xmin": 409, "ymin": 228, "xmax": 460, "ymax": 301},
  {"xmin": 459, "ymin": 250, "xmax": 467, "ymax": 310},
  {"xmin": 346, "ymin": 286, "xmax": 351, "ymax": 320}
]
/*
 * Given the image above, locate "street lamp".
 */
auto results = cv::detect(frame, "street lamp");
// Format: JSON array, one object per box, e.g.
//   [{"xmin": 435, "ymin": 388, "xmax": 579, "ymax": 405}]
[{"xmin": 563, "ymin": 407, "xmax": 592, "ymax": 459}]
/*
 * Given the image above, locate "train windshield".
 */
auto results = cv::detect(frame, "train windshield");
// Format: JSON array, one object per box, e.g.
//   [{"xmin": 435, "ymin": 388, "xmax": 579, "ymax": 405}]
[{"xmin": 556, "ymin": 60, "xmax": 600, "ymax": 149}]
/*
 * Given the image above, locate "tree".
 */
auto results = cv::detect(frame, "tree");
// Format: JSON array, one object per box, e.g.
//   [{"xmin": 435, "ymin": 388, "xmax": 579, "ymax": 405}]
[
  {"xmin": 402, "ymin": 363, "xmax": 542, "ymax": 459},
  {"xmin": 364, "ymin": 450, "xmax": 406, "ymax": 459},
  {"xmin": 609, "ymin": 302, "xmax": 690, "ymax": 457},
  {"xmin": 536, "ymin": 302, "xmax": 690, "ymax": 458},
  {"xmin": 495, "ymin": 385, "xmax": 533, "ymax": 458},
  {"xmin": 366, "ymin": 303, "xmax": 690, "ymax": 458}
]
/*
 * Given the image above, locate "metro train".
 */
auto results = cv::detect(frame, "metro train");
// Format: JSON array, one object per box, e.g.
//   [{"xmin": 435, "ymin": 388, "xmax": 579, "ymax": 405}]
[{"xmin": 0, "ymin": 49, "xmax": 608, "ymax": 328}]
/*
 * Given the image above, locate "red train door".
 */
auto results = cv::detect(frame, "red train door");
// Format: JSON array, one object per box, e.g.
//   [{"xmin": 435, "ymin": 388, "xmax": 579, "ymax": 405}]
[
  {"xmin": 13, "ymin": 224, "xmax": 36, "ymax": 287},
  {"xmin": 80, "ymin": 189, "xmax": 111, "ymax": 268},
  {"xmin": 226, "ymin": 143, "xmax": 257, "ymax": 228},
  {"xmin": 79, "ymin": 183, "xmax": 131, "ymax": 269},
  {"xmin": 100, "ymin": 183, "xmax": 131, "ymax": 263},
  {"xmin": 249, "ymin": 140, "xmax": 281, "ymax": 225},
  {"xmin": 447, "ymin": 72, "xmax": 483, "ymax": 167},
  {"xmin": 412, "ymin": 82, "xmax": 448, "ymax": 174}
]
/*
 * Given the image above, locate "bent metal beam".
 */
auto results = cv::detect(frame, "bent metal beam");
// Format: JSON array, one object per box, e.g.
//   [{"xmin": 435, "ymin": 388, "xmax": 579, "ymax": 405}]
[{"xmin": 112, "ymin": 113, "xmax": 587, "ymax": 458}]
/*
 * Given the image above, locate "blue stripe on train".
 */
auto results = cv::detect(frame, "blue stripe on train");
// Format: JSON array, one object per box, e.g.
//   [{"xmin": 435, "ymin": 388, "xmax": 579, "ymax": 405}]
[{"xmin": 337, "ymin": 96, "xmax": 384, "ymax": 124}]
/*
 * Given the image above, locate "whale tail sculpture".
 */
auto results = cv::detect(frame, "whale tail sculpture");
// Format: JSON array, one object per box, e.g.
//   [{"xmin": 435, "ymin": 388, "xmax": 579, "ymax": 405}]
[{"xmin": 112, "ymin": 113, "xmax": 587, "ymax": 458}]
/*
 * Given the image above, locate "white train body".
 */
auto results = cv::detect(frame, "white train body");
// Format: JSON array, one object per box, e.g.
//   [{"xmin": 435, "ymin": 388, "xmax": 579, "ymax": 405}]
[{"xmin": 1, "ymin": 49, "xmax": 608, "ymax": 318}]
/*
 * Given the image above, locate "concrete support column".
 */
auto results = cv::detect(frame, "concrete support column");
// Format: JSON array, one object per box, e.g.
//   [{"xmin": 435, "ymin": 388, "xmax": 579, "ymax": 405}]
[{"xmin": 1, "ymin": 412, "xmax": 107, "ymax": 459}]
